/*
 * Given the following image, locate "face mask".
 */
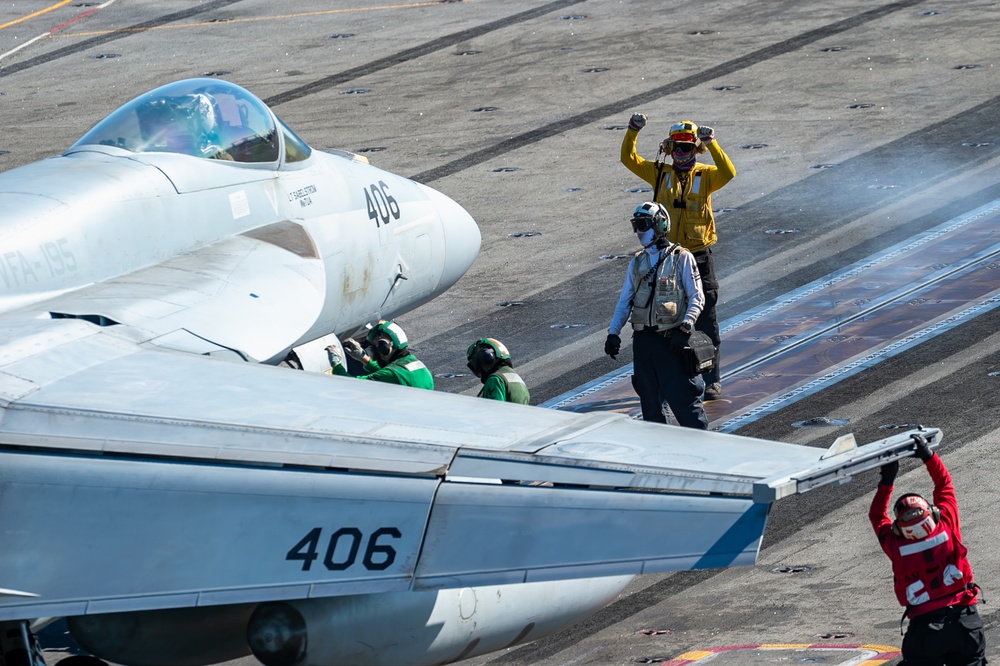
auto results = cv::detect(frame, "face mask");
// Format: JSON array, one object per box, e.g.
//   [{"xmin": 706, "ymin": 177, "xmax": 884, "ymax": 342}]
[
  {"xmin": 637, "ymin": 228, "xmax": 656, "ymax": 247},
  {"xmin": 672, "ymin": 150, "xmax": 697, "ymax": 171}
]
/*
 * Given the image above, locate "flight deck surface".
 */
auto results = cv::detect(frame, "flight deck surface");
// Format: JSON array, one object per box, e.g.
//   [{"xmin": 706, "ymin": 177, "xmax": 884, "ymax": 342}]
[
  {"xmin": 546, "ymin": 200, "xmax": 1000, "ymax": 432},
  {"xmin": 3, "ymin": 0, "xmax": 999, "ymax": 664},
  {"xmin": 659, "ymin": 644, "xmax": 899, "ymax": 665}
]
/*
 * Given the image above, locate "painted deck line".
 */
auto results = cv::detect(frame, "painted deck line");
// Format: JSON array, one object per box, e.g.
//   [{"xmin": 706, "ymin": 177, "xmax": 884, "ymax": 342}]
[{"xmin": 659, "ymin": 643, "xmax": 899, "ymax": 665}]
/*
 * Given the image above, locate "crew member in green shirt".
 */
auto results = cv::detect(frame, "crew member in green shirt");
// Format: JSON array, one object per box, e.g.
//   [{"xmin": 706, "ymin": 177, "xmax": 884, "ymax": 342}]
[
  {"xmin": 466, "ymin": 337, "xmax": 529, "ymax": 404},
  {"xmin": 326, "ymin": 320, "xmax": 434, "ymax": 390}
]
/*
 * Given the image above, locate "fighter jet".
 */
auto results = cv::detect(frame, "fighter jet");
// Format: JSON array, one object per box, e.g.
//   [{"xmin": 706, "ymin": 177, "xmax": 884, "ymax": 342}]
[
  {"xmin": 0, "ymin": 77, "xmax": 480, "ymax": 364},
  {"xmin": 0, "ymin": 79, "xmax": 934, "ymax": 666}
]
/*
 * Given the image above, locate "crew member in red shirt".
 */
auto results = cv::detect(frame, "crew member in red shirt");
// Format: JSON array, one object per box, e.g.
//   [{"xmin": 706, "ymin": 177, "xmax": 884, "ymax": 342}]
[{"xmin": 871, "ymin": 433, "xmax": 985, "ymax": 665}]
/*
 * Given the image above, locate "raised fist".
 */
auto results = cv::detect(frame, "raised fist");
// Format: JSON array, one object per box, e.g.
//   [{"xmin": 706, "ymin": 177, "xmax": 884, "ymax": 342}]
[
  {"xmin": 628, "ymin": 113, "xmax": 647, "ymax": 131},
  {"xmin": 697, "ymin": 125, "xmax": 715, "ymax": 144}
]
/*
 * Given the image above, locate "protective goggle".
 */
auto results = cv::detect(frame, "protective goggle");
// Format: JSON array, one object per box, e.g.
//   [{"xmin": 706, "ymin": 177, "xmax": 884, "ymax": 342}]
[
  {"xmin": 368, "ymin": 334, "xmax": 393, "ymax": 356},
  {"xmin": 631, "ymin": 215, "xmax": 657, "ymax": 233},
  {"xmin": 466, "ymin": 343, "xmax": 496, "ymax": 375},
  {"xmin": 671, "ymin": 140, "xmax": 696, "ymax": 153},
  {"xmin": 898, "ymin": 506, "xmax": 928, "ymax": 523}
]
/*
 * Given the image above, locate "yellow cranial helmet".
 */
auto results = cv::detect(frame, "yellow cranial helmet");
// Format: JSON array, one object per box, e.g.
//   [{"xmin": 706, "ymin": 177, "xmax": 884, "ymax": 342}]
[
  {"xmin": 669, "ymin": 120, "xmax": 699, "ymax": 143},
  {"xmin": 662, "ymin": 120, "xmax": 706, "ymax": 155}
]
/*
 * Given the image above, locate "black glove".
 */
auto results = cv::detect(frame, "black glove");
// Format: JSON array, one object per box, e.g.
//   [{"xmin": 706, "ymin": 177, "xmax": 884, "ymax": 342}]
[
  {"xmin": 880, "ymin": 460, "xmax": 899, "ymax": 486},
  {"xmin": 912, "ymin": 433, "xmax": 934, "ymax": 462},
  {"xmin": 605, "ymin": 334, "xmax": 621, "ymax": 359},
  {"xmin": 628, "ymin": 113, "xmax": 647, "ymax": 131},
  {"xmin": 669, "ymin": 327, "xmax": 691, "ymax": 354}
]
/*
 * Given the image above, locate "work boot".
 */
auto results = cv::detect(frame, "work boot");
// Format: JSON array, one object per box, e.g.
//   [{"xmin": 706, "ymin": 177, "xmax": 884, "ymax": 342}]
[{"xmin": 704, "ymin": 382, "xmax": 722, "ymax": 400}]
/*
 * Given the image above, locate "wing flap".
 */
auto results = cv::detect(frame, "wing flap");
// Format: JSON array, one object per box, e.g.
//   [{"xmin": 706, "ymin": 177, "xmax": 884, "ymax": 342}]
[{"xmin": 413, "ymin": 482, "xmax": 767, "ymax": 590}]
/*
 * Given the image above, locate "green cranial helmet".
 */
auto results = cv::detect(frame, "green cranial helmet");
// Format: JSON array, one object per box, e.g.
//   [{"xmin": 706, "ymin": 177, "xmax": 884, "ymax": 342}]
[
  {"xmin": 466, "ymin": 337, "xmax": 512, "ymax": 378},
  {"xmin": 367, "ymin": 320, "xmax": 408, "ymax": 358}
]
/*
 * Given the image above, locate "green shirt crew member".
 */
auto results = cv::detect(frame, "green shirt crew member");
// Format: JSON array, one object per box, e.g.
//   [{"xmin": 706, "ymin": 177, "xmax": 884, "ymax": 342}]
[
  {"xmin": 466, "ymin": 338, "xmax": 530, "ymax": 405},
  {"xmin": 327, "ymin": 319, "xmax": 434, "ymax": 390}
]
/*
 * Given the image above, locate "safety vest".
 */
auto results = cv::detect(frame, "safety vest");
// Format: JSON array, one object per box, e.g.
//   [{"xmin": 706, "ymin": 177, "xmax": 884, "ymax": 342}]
[
  {"xmin": 655, "ymin": 164, "xmax": 717, "ymax": 252},
  {"xmin": 479, "ymin": 366, "xmax": 530, "ymax": 404},
  {"xmin": 890, "ymin": 522, "xmax": 976, "ymax": 613},
  {"xmin": 629, "ymin": 245, "xmax": 687, "ymax": 332}
]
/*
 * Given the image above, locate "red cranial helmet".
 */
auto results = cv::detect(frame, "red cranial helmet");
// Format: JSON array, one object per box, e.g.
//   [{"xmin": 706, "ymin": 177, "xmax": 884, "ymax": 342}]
[{"xmin": 893, "ymin": 494, "xmax": 939, "ymax": 540}]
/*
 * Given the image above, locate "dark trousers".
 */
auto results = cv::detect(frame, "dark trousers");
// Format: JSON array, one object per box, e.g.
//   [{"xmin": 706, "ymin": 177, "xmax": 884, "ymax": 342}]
[
  {"xmin": 631, "ymin": 329, "xmax": 708, "ymax": 429},
  {"xmin": 693, "ymin": 249, "xmax": 721, "ymax": 385},
  {"xmin": 901, "ymin": 605, "xmax": 987, "ymax": 666}
]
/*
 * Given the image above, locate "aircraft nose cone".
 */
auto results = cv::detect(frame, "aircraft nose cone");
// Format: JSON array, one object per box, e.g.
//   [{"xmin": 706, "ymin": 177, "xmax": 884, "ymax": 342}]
[{"xmin": 424, "ymin": 186, "xmax": 481, "ymax": 289}]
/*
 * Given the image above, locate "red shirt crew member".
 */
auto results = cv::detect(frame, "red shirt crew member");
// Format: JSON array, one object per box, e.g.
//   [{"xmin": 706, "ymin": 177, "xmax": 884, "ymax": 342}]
[{"xmin": 870, "ymin": 434, "xmax": 985, "ymax": 665}]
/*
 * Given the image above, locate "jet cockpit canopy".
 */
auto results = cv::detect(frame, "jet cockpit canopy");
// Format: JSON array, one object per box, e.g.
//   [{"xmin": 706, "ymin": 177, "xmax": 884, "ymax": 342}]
[{"xmin": 72, "ymin": 79, "xmax": 310, "ymax": 164}]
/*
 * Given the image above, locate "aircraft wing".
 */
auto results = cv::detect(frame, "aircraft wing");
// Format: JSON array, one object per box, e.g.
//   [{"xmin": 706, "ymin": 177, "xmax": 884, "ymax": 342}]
[
  {"xmin": 0, "ymin": 321, "xmax": 934, "ymax": 621},
  {"xmin": 36, "ymin": 221, "xmax": 325, "ymax": 362}
]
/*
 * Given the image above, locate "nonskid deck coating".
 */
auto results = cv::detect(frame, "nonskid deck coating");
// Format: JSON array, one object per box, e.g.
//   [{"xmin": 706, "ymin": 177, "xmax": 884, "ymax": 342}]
[{"xmin": 543, "ymin": 200, "xmax": 1000, "ymax": 432}]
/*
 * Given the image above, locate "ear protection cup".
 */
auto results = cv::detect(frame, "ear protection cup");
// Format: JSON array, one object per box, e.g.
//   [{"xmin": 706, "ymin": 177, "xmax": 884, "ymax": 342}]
[
  {"xmin": 466, "ymin": 338, "xmax": 511, "ymax": 378},
  {"xmin": 373, "ymin": 337, "xmax": 392, "ymax": 358},
  {"xmin": 654, "ymin": 215, "xmax": 669, "ymax": 236},
  {"xmin": 631, "ymin": 202, "xmax": 671, "ymax": 237},
  {"xmin": 367, "ymin": 320, "xmax": 408, "ymax": 360}
]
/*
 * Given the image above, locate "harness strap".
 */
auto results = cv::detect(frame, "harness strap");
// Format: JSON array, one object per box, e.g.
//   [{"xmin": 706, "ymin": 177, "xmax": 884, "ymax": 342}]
[
  {"xmin": 901, "ymin": 581, "xmax": 984, "ymax": 634},
  {"xmin": 970, "ymin": 581, "xmax": 985, "ymax": 604},
  {"xmin": 654, "ymin": 161, "xmax": 667, "ymax": 201},
  {"xmin": 628, "ymin": 251, "xmax": 664, "ymax": 308},
  {"xmin": 676, "ymin": 170, "xmax": 690, "ymax": 208}
]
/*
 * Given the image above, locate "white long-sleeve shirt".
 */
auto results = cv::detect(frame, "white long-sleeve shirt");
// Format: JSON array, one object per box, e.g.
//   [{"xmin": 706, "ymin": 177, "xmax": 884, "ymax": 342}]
[{"xmin": 608, "ymin": 243, "xmax": 704, "ymax": 336}]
